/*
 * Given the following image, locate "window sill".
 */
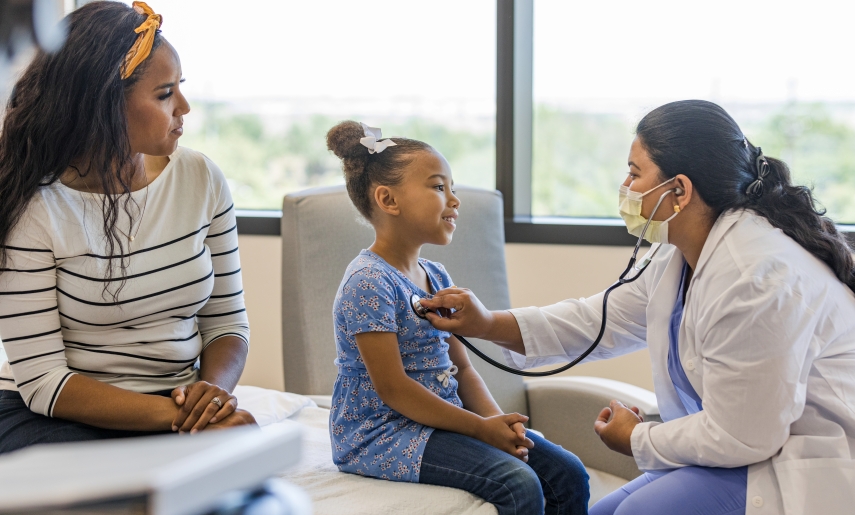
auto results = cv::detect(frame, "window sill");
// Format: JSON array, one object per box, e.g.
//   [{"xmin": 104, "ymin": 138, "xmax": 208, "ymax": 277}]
[
  {"xmin": 236, "ymin": 210, "xmax": 855, "ymax": 247},
  {"xmin": 235, "ymin": 210, "xmax": 282, "ymax": 236}
]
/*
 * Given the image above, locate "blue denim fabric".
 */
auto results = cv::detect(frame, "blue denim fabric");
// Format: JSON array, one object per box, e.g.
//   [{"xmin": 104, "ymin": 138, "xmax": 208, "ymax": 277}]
[
  {"xmin": 590, "ymin": 466, "xmax": 747, "ymax": 515},
  {"xmin": 419, "ymin": 428, "xmax": 590, "ymax": 515},
  {"xmin": 0, "ymin": 390, "xmax": 170, "ymax": 454}
]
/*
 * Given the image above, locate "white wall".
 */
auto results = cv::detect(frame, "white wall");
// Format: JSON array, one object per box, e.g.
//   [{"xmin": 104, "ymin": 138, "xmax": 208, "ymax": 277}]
[
  {"xmin": 238, "ymin": 235, "xmax": 654, "ymax": 392},
  {"xmin": 238, "ymin": 235, "xmax": 285, "ymax": 391},
  {"xmin": 505, "ymin": 244, "xmax": 653, "ymax": 391}
]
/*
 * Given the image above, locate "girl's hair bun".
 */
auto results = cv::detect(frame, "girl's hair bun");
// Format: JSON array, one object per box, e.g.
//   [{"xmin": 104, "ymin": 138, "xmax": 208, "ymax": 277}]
[
  {"xmin": 326, "ymin": 120, "xmax": 431, "ymax": 220},
  {"xmin": 326, "ymin": 121, "xmax": 369, "ymax": 178}
]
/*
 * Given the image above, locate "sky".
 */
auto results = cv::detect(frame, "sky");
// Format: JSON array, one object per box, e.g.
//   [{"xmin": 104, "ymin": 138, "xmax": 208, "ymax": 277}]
[
  {"xmin": 534, "ymin": 0, "xmax": 855, "ymax": 107},
  {"xmin": 6, "ymin": 1, "xmax": 853, "ymax": 114},
  {"xmin": 148, "ymin": 0, "xmax": 855, "ymax": 114},
  {"xmin": 138, "ymin": 0, "xmax": 497, "ymax": 104}
]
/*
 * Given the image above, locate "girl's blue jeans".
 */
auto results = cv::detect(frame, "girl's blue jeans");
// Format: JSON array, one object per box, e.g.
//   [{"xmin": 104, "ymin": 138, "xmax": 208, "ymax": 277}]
[{"xmin": 419, "ymin": 428, "xmax": 590, "ymax": 515}]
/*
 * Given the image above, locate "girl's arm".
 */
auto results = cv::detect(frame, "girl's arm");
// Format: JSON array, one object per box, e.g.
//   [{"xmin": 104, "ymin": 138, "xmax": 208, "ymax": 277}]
[
  {"xmin": 356, "ymin": 332, "xmax": 531, "ymax": 460},
  {"xmin": 445, "ymin": 334, "xmax": 501, "ymax": 417}
]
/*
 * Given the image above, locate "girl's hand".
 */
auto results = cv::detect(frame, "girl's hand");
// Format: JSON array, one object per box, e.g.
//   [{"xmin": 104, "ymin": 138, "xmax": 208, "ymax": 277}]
[
  {"xmin": 171, "ymin": 381, "xmax": 238, "ymax": 434},
  {"xmin": 510, "ymin": 421, "xmax": 532, "ymax": 459},
  {"xmin": 510, "ymin": 421, "xmax": 527, "ymax": 440},
  {"xmin": 476, "ymin": 413, "xmax": 534, "ymax": 462},
  {"xmin": 593, "ymin": 400, "xmax": 643, "ymax": 456},
  {"xmin": 418, "ymin": 287, "xmax": 494, "ymax": 339}
]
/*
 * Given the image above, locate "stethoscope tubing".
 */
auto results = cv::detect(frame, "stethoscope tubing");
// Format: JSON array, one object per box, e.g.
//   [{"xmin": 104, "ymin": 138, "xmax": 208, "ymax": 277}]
[
  {"xmin": 413, "ymin": 188, "xmax": 675, "ymax": 377},
  {"xmin": 419, "ymin": 257, "xmax": 644, "ymax": 377}
]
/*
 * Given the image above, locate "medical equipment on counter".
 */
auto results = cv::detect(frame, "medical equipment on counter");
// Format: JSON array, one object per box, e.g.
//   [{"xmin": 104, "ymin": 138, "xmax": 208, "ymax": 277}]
[
  {"xmin": 412, "ymin": 187, "xmax": 681, "ymax": 377},
  {"xmin": 0, "ymin": 425, "xmax": 310, "ymax": 515}
]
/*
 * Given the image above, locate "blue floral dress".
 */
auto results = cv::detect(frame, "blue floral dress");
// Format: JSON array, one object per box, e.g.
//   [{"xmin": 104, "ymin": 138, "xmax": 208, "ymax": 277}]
[{"xmin": 330, "ymin": 250, "xmax": 463, "ymax": 482}]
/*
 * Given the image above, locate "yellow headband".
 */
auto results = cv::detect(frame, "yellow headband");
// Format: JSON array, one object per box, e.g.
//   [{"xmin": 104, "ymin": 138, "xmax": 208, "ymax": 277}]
[{"xmin": 120, "ymin": 2, "xmax": 163, "ymax": 80}]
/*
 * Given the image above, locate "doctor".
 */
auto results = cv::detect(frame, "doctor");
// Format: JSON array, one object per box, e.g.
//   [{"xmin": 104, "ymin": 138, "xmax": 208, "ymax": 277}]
[{"xmin": 420, "ymin": 100, "xmax": 855, "ymax": 515}]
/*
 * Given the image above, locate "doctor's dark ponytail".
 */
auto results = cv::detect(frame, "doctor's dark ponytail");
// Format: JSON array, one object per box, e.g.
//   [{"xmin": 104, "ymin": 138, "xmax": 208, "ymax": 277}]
[
  {"xmin": 326, "ymin": 121, "xmax": 431, "ymax": 220},
  {"xmin": 636, "ymin": 100, "xmax": 855, "ymax": 294}
]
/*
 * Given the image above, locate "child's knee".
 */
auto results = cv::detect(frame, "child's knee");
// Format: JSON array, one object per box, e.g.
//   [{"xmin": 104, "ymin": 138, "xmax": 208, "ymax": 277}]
[{"xmin": 501, "ymin": 463, "xmax": 544, "ymax": 510}]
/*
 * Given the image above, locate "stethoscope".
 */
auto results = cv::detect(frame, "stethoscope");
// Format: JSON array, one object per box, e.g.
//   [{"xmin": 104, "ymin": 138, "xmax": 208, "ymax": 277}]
[{"xmin": 410, "ymin": 187, "xmax": 680, "ymax": 377}]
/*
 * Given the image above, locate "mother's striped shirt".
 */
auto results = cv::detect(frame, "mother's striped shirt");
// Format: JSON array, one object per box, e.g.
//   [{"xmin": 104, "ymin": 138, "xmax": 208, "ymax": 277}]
[{"xmin": 0, "ymin": 147, "xmax": 249, "ymax": 416}]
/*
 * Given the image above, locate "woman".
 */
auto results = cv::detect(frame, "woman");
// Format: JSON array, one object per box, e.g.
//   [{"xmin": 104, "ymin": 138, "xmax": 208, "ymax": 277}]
[
  {"xmin": 420, "ymin": 100, "xmax": 855, "ymax": 514},
  {"xmin": 0, "ymin": 1, "xmax": 255, "ymax": 453}
]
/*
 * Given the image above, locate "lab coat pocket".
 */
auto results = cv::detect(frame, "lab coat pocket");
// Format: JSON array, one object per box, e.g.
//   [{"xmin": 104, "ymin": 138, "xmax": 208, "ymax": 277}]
[{"xmin": 773, "ymin": 458, "xmax": 855, "ymax": 514}]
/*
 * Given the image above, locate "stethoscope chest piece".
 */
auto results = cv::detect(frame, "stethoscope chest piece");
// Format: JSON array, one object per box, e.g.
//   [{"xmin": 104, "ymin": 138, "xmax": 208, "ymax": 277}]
[{"xmin": 411, "ymin": 294, "xmax": 430, "ymax": 319}]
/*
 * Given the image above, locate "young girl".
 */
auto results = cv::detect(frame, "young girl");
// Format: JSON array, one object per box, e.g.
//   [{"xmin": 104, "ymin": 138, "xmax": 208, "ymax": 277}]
[{"xmin": 326, "ymin": 121, "xmax": 590, "ymax": 515}]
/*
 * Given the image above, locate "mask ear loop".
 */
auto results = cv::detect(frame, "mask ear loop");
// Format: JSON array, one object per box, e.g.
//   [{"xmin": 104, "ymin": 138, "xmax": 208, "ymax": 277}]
[
  {"xmin": 632, "ymin": 186, "xmax": 681, "ymax": 256},
  {"xmin": 639, "ymin": 176, "xmax": 677, "ymax": 196}
]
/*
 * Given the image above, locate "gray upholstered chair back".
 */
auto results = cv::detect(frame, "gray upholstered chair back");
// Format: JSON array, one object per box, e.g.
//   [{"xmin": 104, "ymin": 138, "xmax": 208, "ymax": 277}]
[{"xmin": 281, "ymin": 185, "xmax": 527, "ymax": 415}]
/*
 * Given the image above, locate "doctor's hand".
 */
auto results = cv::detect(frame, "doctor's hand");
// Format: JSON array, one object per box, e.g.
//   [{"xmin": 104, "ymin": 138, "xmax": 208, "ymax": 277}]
[
  {"xmin": 418, "ymin": 287, "xmax": 494, "ymax": 339},
  {"xmin": 593, "ymin": 400, "xmax": 644, "ymax": 456},
  {"xmin": 477, "ymin": 413, "xmax": 534, "ymax": 462}
]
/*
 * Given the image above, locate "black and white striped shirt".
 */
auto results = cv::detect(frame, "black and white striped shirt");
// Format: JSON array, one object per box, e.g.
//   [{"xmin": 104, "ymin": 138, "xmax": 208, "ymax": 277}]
[{"xmin": 0, "ymin": 147, "xmax": 250, "ymax": 417}]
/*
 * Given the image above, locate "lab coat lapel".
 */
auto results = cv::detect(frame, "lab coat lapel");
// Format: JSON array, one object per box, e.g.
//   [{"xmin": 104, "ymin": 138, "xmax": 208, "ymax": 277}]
[
  {"xmin": 693, "ymin": 210, "xmax": 741, "ymax": 280},
  {"xmin": 646, "ymin": 246, "xmax": 688, "ymax": 422}
]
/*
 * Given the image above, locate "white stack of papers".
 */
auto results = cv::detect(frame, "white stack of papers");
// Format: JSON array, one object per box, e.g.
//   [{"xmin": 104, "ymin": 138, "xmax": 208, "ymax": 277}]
[{"xmin": 0, "ymin": 424, "xmax": 302, "ymax": 515}]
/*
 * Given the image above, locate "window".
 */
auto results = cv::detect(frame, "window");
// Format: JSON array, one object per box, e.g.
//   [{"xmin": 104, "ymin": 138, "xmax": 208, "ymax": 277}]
[
  {"xmin": 54, "ymin": 1, "xmax": 853, "ymax": 241},
  {"xmin": 531, "ymin": 0, "xmax": 855, "ymax": 224},
  {"xmin": 139, "ymin": 0, "xmax": 496, "ymax": 209}
]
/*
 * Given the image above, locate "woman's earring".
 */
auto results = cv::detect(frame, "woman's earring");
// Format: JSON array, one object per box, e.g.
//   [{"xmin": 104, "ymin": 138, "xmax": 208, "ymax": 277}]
[{"xmin": 674, "ymin": 205, "xmax": 681, "ymax": 214}]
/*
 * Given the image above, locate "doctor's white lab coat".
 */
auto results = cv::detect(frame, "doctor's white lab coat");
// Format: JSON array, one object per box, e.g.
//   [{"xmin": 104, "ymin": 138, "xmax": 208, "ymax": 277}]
[{"xmin": 506, "ymin": 210, "xmax": 855, "ymax": 514}]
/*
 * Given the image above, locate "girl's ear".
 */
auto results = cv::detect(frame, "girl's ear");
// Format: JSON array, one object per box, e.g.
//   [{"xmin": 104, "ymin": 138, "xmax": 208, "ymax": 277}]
[{"xmin": 373, "ymin": 185, "xmax": 400, "ymax": 216}]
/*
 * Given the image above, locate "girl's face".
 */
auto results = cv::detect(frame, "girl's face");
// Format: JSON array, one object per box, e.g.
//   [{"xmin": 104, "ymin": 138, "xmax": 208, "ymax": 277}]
[
  {"xmin": 393, "ymin": 149, "xmax": 461, "ymax": 245},
  {"xmin": 125, "ymin": 40, "xmax": 190, "ymax": 157}
]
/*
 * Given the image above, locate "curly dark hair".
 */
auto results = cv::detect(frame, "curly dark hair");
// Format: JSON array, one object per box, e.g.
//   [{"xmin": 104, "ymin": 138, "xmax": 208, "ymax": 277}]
[
  {"xmin": 326, "ymin": 120, "xmax": 432, "ymax": 220},
  {"xmin": 0, "ymin": 1, "xmax": 164, "ymax": 298},
  {"xmin": 636, "ymin": 99, "xmax": 855, "ymax": 293}
]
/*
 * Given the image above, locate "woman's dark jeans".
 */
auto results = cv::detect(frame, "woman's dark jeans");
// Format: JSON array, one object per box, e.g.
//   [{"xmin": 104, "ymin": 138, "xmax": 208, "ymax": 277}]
[{"xmin": 0, "ymin": 390, "xmax": 169, "ymax": 454}]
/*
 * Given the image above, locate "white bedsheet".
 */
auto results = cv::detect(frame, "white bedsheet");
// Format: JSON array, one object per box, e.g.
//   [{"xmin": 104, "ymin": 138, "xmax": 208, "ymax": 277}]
[
  {"xmin": 233, "ymin": 385, "xmax": 316, "ymax": 425},
  {"xmin": 235, "ymin": 386, "xmax": 626, "ymax": 514}
]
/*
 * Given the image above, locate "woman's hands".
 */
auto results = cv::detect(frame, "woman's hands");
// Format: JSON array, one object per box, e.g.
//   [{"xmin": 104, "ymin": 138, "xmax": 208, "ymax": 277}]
[
  {"xmin": 593, "ymin": 399, "xmax": 644, "ymax": 456},
  {"xmin": 171, "ymin": 381, "xmax": 239, "ymax": 433},
  {"xmin": 205, "ymin": 408, "xmax": 257, "ymax": 430},
  {"xmin": 476, "ymin": 413, "xmax": 535, "ymax": 462}
]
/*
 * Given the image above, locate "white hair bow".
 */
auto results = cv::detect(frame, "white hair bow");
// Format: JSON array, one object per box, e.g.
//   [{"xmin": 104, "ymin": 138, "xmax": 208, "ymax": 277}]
[{"xmin": 360, "ymin": 123, "xmax": 397, "ymax": 154}]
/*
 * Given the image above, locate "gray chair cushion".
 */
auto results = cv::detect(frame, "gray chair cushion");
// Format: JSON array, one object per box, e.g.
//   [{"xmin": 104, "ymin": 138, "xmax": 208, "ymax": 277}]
[{"xmin": 280, "ymin": 185, "xmax": 527, "ymax": 416}]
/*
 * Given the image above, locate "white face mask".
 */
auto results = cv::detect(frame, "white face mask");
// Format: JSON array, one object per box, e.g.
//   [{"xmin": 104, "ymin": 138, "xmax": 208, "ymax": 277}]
[{"xmin": 618, "ymin": 177, "xmax": 680, "ymax": 244}]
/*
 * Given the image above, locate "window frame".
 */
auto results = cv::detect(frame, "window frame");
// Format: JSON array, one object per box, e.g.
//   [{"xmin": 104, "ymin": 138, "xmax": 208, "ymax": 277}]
[{"xmin": 233, "ymin": 0, "xmax": 854, "ymax": 246}]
